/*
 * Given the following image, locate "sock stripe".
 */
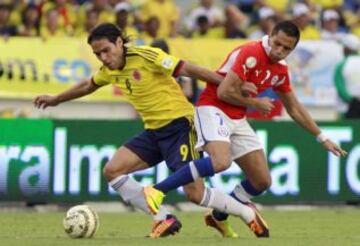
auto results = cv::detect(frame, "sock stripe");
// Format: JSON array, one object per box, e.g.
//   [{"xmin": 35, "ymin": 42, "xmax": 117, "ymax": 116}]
[
  {"xmin": 189, "ymin": 161, "xmax": 200, "ymax": 180},
  {"xmin": 230, "ymin": 191, "xmax": 246, "ymax": 204},
  {"xmin": 111, "ymin": 176, "xmax": 129, "ymax": 190},
  {"xmin": 241, "ymin": 179, "xmax": 262, "ymax": 196},
  {"xmin": 200, "ymin": 188, "xmax": 212, "ymax": 207}
]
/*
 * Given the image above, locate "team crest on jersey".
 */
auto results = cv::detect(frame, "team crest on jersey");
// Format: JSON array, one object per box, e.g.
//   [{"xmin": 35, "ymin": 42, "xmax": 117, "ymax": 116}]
[
  {"xmin": 245, "ymin": 56, "xmax": 257, "ymax": 69},
  {"xmin": 217, "ymin": 126, "xmax": 229, "ymax": 137},
  {"xmin": 132, "ymin": 69, "xmax": 141, "ymax": 81},
  {"xmin": 161, "ymin": 57, "xmax": 174, "ymax": 69}
]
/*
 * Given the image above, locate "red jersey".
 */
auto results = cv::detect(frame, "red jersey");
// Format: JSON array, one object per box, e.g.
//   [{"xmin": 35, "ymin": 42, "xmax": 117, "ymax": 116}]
[{"xmin": 197, "ymin": 36, "xmax": 292, "ymax": 119}]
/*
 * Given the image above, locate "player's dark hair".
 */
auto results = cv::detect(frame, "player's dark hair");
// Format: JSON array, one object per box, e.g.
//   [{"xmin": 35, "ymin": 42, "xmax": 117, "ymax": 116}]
[
  {"xmin": 271, "ymin": 21, "xmax": 300, "ymax": 46},
  {"xmin": 87, "ymin": 23, "xmax": 130, "ymax": 45}
]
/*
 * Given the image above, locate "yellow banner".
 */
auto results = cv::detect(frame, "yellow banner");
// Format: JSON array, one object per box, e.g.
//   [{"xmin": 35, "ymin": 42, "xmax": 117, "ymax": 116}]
[{"xmin": 0, "ymin": 38, "xmax": 243, "ymax": 101}]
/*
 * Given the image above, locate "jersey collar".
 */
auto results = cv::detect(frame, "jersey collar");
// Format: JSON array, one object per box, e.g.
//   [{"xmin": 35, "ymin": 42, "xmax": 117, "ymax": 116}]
[
  {"xmin": 261, "ymin": 35, "xmax": 271, "ymax": 57},
  {"xmin": 261, "ymin": 35, "xmax": 287, "ymax": 65}
]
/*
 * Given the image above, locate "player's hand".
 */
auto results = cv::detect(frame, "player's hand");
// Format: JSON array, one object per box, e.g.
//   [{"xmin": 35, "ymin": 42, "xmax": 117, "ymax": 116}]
[
  {"xmin": 33, "ymin": 95, "xmax": 59, "ymax": 109},
  {"xmin": 255, "ymin": 97, "xmax": 275, "ymax": 115},
  {"xmin": 321, "ymin": 140, "xmax": 348, "ymax": 157},
  {"xmin": 240, "ymin": 82, "xmax": 257, "ymax": 97}
]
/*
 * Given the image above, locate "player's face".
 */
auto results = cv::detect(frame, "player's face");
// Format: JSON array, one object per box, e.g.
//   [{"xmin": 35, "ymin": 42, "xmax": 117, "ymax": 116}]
[
  {"xmin": 91, "ymin": 37, "xmax": 124, "ymax": 70},
  {"xmin": 268, "ymin": 30, "xmax": 297, "ymax": 62}
]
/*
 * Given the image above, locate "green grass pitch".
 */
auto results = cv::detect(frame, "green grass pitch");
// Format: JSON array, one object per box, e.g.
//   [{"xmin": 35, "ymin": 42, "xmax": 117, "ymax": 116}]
[{"xmin": 0, "ymin": 209, "xmax": 359, "ymax": 246}]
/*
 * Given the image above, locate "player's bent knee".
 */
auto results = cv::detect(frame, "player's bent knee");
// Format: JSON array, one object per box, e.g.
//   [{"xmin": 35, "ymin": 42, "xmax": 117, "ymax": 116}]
[
  {"xmin": 103, "ymin": 161, "xmax": 127, "ymax": 182},
  {"xmin": 263, "ymin": 176, "xmax": 272, "ymax": 190},
  {"xmin": 103, "ymin": 163, "xmax": 115, "ymax": 182},
  {"xmin": 211, "ymin": 156, "xmax": 231, "ymax": 173},
  {"xmin": 254, "ymin": 176, "xmax": 272, "ymax": 192}
]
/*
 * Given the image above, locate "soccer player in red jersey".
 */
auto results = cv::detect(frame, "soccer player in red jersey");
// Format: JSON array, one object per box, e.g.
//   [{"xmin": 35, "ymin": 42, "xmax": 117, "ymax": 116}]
[{"xmin": 144, "ymin": 21, "xmax": 347, "ymax": 238}]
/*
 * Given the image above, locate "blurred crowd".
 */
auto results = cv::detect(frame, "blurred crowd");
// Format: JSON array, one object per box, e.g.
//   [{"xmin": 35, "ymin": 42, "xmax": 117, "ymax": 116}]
[{"xmin": 0, "ymin": 0, "xmax": 360, "ymax": 44}]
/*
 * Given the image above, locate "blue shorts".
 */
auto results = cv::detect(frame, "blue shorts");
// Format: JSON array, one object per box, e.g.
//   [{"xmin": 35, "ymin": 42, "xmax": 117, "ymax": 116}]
[{"xmin": 125, "ymin": 117, "xmax": 202, "ymax": 171}]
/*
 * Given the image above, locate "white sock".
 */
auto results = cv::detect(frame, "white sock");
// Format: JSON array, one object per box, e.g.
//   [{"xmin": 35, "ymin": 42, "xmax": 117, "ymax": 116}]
[
  {"xmin": 200, "ymin": 187, "xmax": 255, "ymax": 223},
  {"xmin": 232, "ymin": 183, "xmax": 253, "ymax": 203},
  {"xmin": 110, "ymin": 175, "xmax": 169, "ymax": 221}
]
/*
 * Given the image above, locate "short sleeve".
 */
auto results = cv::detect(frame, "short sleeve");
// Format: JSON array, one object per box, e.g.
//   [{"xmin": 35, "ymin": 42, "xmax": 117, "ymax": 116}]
[
  {"xmin": 231, "ymin": 46, "xmax": 257, "ymax": 82},
  {"xmin": 92, "ymin": 66, "xmax": 111, "ymax": 86},
  {"xmin": 273, "ymin": 71, "xmax": 292, "ymax": 93},
  {"xmin": 151, "ymin": 47, "xmax": 184, "ymax": 77}
]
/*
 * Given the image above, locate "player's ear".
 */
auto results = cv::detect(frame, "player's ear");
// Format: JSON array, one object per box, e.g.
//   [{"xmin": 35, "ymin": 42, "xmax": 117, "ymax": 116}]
[{"xmin": 116, "ymin": 37, "xmax": 123, "ymax": 47}]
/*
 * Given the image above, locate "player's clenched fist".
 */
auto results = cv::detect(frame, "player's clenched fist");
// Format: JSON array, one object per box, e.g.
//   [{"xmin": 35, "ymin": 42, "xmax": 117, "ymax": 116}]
[
  {"xmin": 254, "ymin": 97, "xmax": 275, "ymax": 115},
  {"xmin": 240, "ymin": 82, "xmax": 258, "ymax": 97},
  {"xmin": 33, "ymin": 95, "xmax": 59, "ymax": 109}
]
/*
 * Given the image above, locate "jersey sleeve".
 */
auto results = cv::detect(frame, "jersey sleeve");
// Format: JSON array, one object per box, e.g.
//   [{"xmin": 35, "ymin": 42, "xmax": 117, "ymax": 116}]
[
  {"xmin": 92, "ymin": 66, "xmax": 111, "ymax": 86},
  {"xmin": 150, "ymin": 47, "xmax": 184, "ymax": 77},
  {"xmin": 231, "ymin": 45, "xmax": 257, "ymax": 82},
  {"xmin": 273, "ymin": 70, "xmax": 292, "ymax": 93}
]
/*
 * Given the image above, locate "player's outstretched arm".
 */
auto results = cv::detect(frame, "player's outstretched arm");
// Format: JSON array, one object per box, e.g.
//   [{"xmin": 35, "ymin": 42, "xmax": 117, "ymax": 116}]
[
  {"xmin": 178, "ymin": 62, "xmax": 223, "ymax": 84},
  {"xmin": 178, "ymin": 62, "xmax": 258, "ymax": 95},
  {"xmin": 33, "ymin": 78, "xmax": 101, "ymax": 109},
  {"xmin": 277, "ymin": 91, "xmax": 347, "ymax": 157}
]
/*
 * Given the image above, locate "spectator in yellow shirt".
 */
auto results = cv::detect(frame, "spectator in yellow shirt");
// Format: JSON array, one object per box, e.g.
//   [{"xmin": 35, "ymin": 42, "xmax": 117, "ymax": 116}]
[
  {"xmin": 260, "ymin": 0, "xmax": 289, "ymax": 15},
  {"xmin": 77, "ymin": 0, "xmax": 115, "ymax": 29},
  {"xmin": 308, "ymin": 0, "xmax": 343, "ymax": 9},
  {"xmin": 114, "ymin": 2, "xmax": 139, "ymax": 39},
  {"xmin": 139, "ymin": 16, "xmax": 160, "ymax": 44},
  {"xmin": 292, "ymin": 3, "xmax": 320, "ymax": 40},
  {"xmin": 75, "ymin": 8, "xmax": 99, "ymax": 37},
  {"xmin": 191, "ymin": 15, "xmax": 224, "ymax": 39},
  {"xmin": 0, "ymin": 4, "xmax": 17, "ymax": 37},
  {"xmin": 140, "ymin": 0, "xmax": 179, "ymax": 38},
  {"xmin": 40, "ymin": 8, "xmax": 67, "ymax": 39},
  {"xmin": 41, "ymin": 0, "xmax": 76, "ymax": 36},
  {"xmin": 186, "ymin": 0, "xmax": 224, "ymax": 32},
  {"xmin": 18, "ymin": 5, "xmax": 40, "ymax": 37}
]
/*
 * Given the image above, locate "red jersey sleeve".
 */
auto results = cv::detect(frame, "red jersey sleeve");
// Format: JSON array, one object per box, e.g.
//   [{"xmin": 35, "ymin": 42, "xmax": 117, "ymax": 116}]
[
  {"xmin": 231, "ymin": 45, "xmax": 257, "ymax": 82},
  {"xmin": 273, "ymin": 70, "xmax": 292, "ymax": 93}
]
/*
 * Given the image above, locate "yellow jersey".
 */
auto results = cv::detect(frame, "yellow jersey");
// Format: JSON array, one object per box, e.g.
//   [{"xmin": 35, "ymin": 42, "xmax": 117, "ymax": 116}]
[
  {"xmin": 310, "ymin": 0, "xmax": 343, "ymax": 8},
  {"xmin": 264, "ymin": 0, "xmax": 289, "ymax": 12},
  {"xmin": 92, "ymin": 46, "xmax": 194, "ymax": 129},
  {"xmin": 300, "ymin": 25, "xmax": 321, "ymax": 40}
]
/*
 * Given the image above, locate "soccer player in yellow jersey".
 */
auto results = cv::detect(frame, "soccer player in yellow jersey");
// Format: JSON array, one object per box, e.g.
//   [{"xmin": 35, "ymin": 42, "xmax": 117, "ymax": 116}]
[{"xmin": 34, "ymin": 23, "xmax": 257, "ymax": 239}]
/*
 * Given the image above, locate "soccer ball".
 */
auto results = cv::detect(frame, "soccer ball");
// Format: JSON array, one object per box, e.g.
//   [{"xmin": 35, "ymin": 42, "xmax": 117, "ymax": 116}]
[{"xmin": 63, "ymin": 205, "xmax": 99, "ymax": 238}]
